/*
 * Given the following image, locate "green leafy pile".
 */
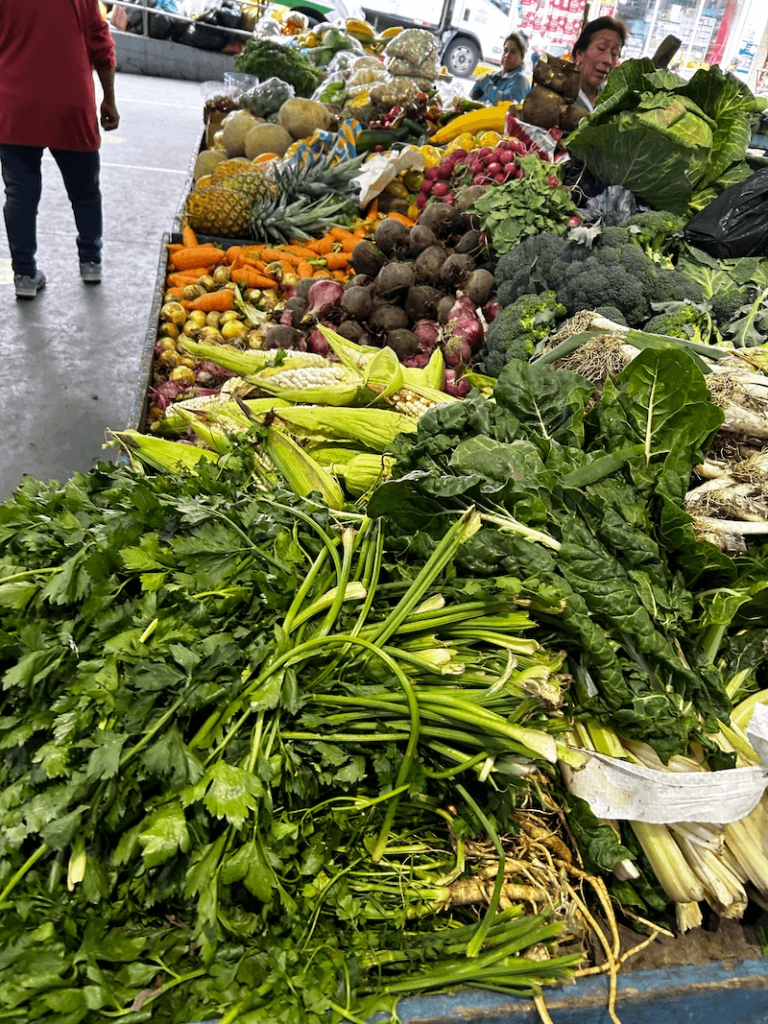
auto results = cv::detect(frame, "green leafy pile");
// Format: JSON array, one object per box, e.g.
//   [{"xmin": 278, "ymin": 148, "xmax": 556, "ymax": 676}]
[
  {"xmin": 677, "ymin": 245, "xmax": 768, "ymax": 347},
  {"xmin": 470, "ymin": 156, "xmax": 578, "ymax": 255},
  {"xmin": 235, "ymin": 38, "xmax": 322, "ymax": 97},
  {"xmin": 0, "ymin": 459, "xmax": 579, "ymax": 1023},
  {"xmin": 567, "ymin": 60, "xmax": 766, "ymax": 215},
  {"xmin": 371, "ymin": 349, "xmax": 768, "ymax": 763}
]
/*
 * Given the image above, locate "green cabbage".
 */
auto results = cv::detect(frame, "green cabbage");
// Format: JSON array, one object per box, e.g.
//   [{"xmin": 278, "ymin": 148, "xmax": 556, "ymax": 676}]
[{"xmin": 567, "ymin": 59, "xmax": 767, "ymax": 215}]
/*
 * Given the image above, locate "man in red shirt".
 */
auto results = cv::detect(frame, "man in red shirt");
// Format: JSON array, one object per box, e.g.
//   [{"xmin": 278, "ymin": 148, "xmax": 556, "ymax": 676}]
[{"xmin": 0, "ymin": 0, "xmax": 120, "ymax": 297}]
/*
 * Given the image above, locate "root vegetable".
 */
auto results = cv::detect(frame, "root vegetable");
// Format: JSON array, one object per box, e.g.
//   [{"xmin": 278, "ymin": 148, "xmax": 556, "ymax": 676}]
[
  {"xmin": 417, "ymin": 202, "xmax": 458, "ymax": 239},
  {"xmin": 414, "ymin": 245, "xmax": 448, "ymax": 282},
  {"xmin": 304, "ymin": 278, "xmax": 344, "ymax": 320},
  {"xmin": 341, "ymin": 286, "xmax": 374, "ymax": 321},
  {"xmin": 446, "ymin": 296, "xmax": 485, "ymax": 353},
  {"xmin": 440, "ymin": 253, "xmax": 475, "ymax": 288},
  {"xmin": 455, "ymin": 229, "xmax": 483, "ymax": 255},
  {"xmin": 404, "ymin": 285, "xmax": 443, "ymax": 322},
  {"xmin": 484, "ymin": 299, "xmax": 502, "ymax": 323},
  {"xmin": 265, "ymin": 324, "xmax": 303, "ymax": 349},
  {"xmin": 456, "ymin": 186, "xmax": 486, "ymax": 215},
  {"xmin": 336, "ymin": 319, "xmax": 365, "ymax": 341},
  {"xmin": 386, "ymin": 328, "xmax": 420, "ymax": 361},
  {"xmin": 374, "ymin": 218, "xmax": 410, "ymax": 255},
  {"xmin": 350, "ymin": 240, "xmax": 386, "ymax": 278},
  {"xmin": 369, "ymin": 305, "xmax": 409, "ymax": 334},
  {"xmin": 464, "ymin": 269, "xmax": 495, "ymax": 307},
  {"xmin": 279, "ymin": 296, "xmax": 308, "ymax": 328},
  {"xmin": 436, "ymin": 295, "xmax": 456, "ymax": 324},
  {"xmin": 444, "ymin": 369, "xmax": 472, "ymax": 397},
  {"xmin": 295, "ymin": 277, "xmax": 316, "ymax": 301},
  {"xmin": 412, "ymin": 319, "xmax": 442, "ymax": 353},
  {"xmin": 375, "ymin": 262, "xmax": 415, "ymax": 297},
  {"xmin": 403, "ymin": 352, "xmax": 431, "ymax": 368},
  {"xmin": 307, "ymin": 326, "xmax": 332, "ymax": 355},
  {"xmin": 407, "ymin": 224, "xmax": 439, "ymax": 255}
]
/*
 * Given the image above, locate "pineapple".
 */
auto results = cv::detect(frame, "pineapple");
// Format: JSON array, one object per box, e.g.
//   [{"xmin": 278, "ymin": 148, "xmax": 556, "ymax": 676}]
[
  {"xmin": 249, "ymin": 192, "xmax": 358, "ymax": 245},
  {"xmin": 184, "ymin": 169, "xmax": 276, "ymax": 239}
]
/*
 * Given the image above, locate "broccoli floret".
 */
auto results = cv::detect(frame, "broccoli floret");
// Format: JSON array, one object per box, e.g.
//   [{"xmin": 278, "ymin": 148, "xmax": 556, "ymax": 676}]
[
  {"xmin": 494, "ymin": 233, "xmax": 571, "ymax": 307},
  {"xmin": 643, "ymin": 302, "xmax": 714, "ymax": 345},
  {"xmin": 625, "ymin": 211, "xmax": 687, "ymax": 265},
  {"xmin": 650, "ymin": 267, "xmax": 704, "ymax": 306},
  {"xmin": 557, "ymin": 246, "xmax": 653, "ymax": 326},
  {"xmin": 480, "ymin": 291, "xmax": 567, "ymax": 376},
  {"xmin": 594, "ymin": 306, "xmax": 628, "ymax": 327},
  {"xmin": 710, "ymin": 288, "xmax": 746, "ymax": 326}
]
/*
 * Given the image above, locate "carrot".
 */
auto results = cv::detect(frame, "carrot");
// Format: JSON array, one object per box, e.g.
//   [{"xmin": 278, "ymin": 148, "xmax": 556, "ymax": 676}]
[
  {"xmin": 259, "ymin": 248, "xmax": 302, "ymax": 267},
  {"xmin": 182, "ymin": 226, "xmax": 199, "ymax": 248},
  {"xmin": 187, "ymin": 289, "xmax": 236, "ymax": 312},
  {"xmin": 230, "ymin": 266, "xmax": 277, "ymax": 289},
  {"xmin": 322, "ymin": 252, "xmax": 351, "ymax": 270},
  {"xmin": 297, "ymin": 260, "xmax": 316, "ymax": 279},
  {"xmin": 166, "ymin": 243, "xmax": 185, "ymax": 252},
  {"xmin": 226, "ymin": 245, "xmax": 244, "ymax": 263},
  {"xmin": 387, "ymin": 211, "xmax": 416, "ymax": 228},
  {"xmin": 165, "ymin": 286, "xmax": 185, "ymax": 300},
  {"xmin": 240, "ymin": 245, "xmax": 266, "ymax": 260},
  {"xmin": 329, "ymin": 226, "xmax": 358, "ymax": 244},
  {"xmin": 282, "ymin": 244, "xmax": 318, "ymax": 261},
  {"xmin": 171, "ymin": 246, "xmax": 225, "ymax": 271},
  {"xmin": 364, "ymin": 198, "xmax": 379, "ymax": 222},
  {"xmin": 167, "ymin": 270, "xmax": 212, "ymax": 288},
  {"xmin": 306, "ymin": 235, "xmax": 336, "ymax": 256},
  {"xmin": 312, "ymin": 268, "xmax": 332, "ymax": 279},
  {"xmin": 332, "ymin": 269, "xmax": 348, "ymax": 280}
]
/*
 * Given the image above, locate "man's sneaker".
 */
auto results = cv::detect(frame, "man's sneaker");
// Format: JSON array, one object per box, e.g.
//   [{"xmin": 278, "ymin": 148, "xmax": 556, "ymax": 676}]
[
  {"xmin": 80, "ymin": 262, "xmax": 102, "ymax": 283},
  {"xmin": 14, "ymin": 270, "xmax": 46, "ymax": 298}
]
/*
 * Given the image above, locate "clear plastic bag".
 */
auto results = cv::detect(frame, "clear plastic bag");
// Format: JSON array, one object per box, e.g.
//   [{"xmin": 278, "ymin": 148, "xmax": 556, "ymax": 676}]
[
  {"xmin": 383, "ymin": 28, "xmax": 438, "ymax": 66},
  {"xmin": 239, "ymin": 77, "xmax": 296, "ymax": 118},
  {"xmin": 580, "ymin": 185, "xmax": 647, "ymax": 226},
  {"xmin": 386, "ymin": 56, "xmax": 439, "ymax": 79}
]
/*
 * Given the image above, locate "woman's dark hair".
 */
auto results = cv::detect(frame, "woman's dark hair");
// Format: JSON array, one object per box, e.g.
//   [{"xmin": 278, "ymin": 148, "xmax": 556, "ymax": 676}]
[
  {"xmin": 503, "ymin": 32, "xmax": 527, "ymax": 55},
  {"xmin": 572, "ymin": 16, "xmax": 627, "ymax": 55}
]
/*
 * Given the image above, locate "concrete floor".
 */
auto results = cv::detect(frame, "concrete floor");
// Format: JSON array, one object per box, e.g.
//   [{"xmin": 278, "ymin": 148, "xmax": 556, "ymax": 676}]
[{"xmin": 0, "ymin": 72, "xmax": 204, "ymax": 501}]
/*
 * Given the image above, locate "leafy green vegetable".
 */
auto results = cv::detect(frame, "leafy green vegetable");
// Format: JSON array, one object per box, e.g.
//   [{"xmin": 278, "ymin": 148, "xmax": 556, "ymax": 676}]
[
  {"xmin": 235, "ymin": 38, "xmax": 322, "ymax": 97},
  {"xmin": 470, "ymin": 157, "xmax": 578, "ymax": 255},
  {"xmin": 567, "ymin": 59, "xmax": 766, "ymax": 214}
]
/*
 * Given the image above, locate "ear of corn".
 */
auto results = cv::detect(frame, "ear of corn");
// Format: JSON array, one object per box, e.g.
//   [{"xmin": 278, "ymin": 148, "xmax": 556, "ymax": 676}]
[
  {"xmin": 264, "ymin": 426, "xmax": 345, "ymax": 510},
  {"xmin": 251, "ymin": 365, "xmax": 365, "ymax": 406},
  {"xmin": 423, "ymin": 347, "xmax": 445, "ymax": 391},
  {"xmin": 179, "ymin": 339, "xmax": 276, "ymax": 376},
  {"xmin": 319, "ymin": 325, "xmax": 379, "ymax": 370},
  {"xmin": 363, "ymin": 347, "xmax": 405, "ymax": 401},
  {"xmin": 174, "ymin": 408, "xmax": 246, "ymax": 455},
  {"xmin": 333, "ymin": 453, "xmax": 395, "ymax": 497},
  {"xmin": 273, "ymin": 405, "xmax": 416, "ymax": 451},
  {"xmin": 107, "ymin": 430, "xmax": 218, "ymax": 473},
  {"xmin": 306, "ymin": 443, "xmax": 373, "ymax": 466}
]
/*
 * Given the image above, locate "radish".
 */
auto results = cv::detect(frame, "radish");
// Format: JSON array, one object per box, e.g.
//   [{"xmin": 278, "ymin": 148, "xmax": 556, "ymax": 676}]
[
  {"xmin": 424, "ymin": 166, "xmax": 440, "ymax": 181},
  {"xmin": 507, "ymin": 139, "xmax": 527, "ymax": 154},
  {"xmin": 432, "ymin": 180, "xmax": 451, "ymax": 197},
  {"xmin": 435, "ymin": 162, "xmax": 453, "ymax": 180},
  {"xmin": 421, "ymin": 179, "xmax": 433, "ymax": 196},
  {"xmin": 493, "ymin": 173, "xmax": 506, "ymax": 182},
  {"xmin": 516, "ymin": 167, "xmax": 525, "ymax": 178},
  {"xmin": 483, "ymin": 299, "xmax": 502, "ymax": 323},
  {"xmin": 471, "ymin": 159, "xmax": 484, "ymax": 176},
  {"xmin": 497, "ymin": 149, "xmax": 516, "ymax": 165},
  {"xmin": 547, "ymin": 176, "xmax": 559, "ymax": 187},
  {"xmin": 450, "ymin": 148, "xmax": 469, "ymax": 161},
  {"xmin": 486, "ymin": 162, "xmax": 502, "ymax": 176},
  {"xmin": 473, "ymin": 173, "xmax": 491, "ymax": 186},
  {"xmin": 476, "ymin": 147, "xmax": 493, "ymax": 159},
  {"xmin": 415, "ymin": 191, "xmax": 428, "ymax": 210}
]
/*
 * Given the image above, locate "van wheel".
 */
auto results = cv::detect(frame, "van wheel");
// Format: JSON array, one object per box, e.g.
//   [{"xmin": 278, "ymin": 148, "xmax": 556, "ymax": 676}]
[{"xmin": 443, "ymin": 37, "xmax": 480, "ymax": 77}]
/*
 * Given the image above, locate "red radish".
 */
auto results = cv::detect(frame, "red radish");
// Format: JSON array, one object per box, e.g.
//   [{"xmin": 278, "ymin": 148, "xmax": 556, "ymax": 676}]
[
  {"xmin": 443, "ymin": 192, "xmax": 456, "ymax": 205},
  {"xmin": 435, "ymin": 162, "xmax": 453, "ymax": 180},
  {"xmin": 547, "ymin": 176, "xmax": 559, "ymax": 186},
  {"xmin": 493, "ymin": 173, "xmax": 506, "ymax": 182},
  {"xmin": 432, "ymin": 181, "xmax": 451, "ymax": 197},
  {"xmin": 444, "ymin": 369, "xmax": 471, "ymax": 397},
  {"xmin": 568, "ymin": 215, "xmax": 583, "ymax": 226},
  {"xmin": 415, "ymin": 192, "xmax": 428, "ymax": 210},
  {"xmin": 497, "ymin": 149, "xmax": 516, "ymax": 165},
  {"xmin": 473, "ymin": 173, "xmax": 491, "ymax": 186},
  {"xmin": 421, "ymin": 179, "xmax": 433, "ymax": 195},
  {"xmin": 471, "ymin": 159, "xmax": 484, "ymax": 176},
  {"xmin": 503, "ymin": 164, "xmax": 517, "ymax": 179},
  {"xmin": 516, "ymin": 167, "xmax": 525, "ymax": 178},
  {"xmin": 507, "ymin": 139, "xmax": 527, "ymax": 154},
  {"xmin": 486, "ymin": 162, "xmax": 502, "ymax": 176},
  {"xmin": 450, "ymin": 148, "xmax": 469, "ymax": 160},
  {"xmin": 476, "ymin": 147, "xmax": 493, "ymax": 159},
  {"xmin": 424, "ymin": 166, "xmax": 440, "ymax": 181}
]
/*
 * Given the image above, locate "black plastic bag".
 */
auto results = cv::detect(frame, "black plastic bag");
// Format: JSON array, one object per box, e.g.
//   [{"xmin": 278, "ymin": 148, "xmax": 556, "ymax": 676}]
[
  {"xmin": 178, "ymin": 21, "xmax": 228, "ymax": 49},
  {"xmin": 683, "ymin": 169, "xmax": 768, "ymax": 258},
  {"xmin": 212, "ymin": 1, "xmax": 242, "ymax": 30},
  {"xmin": 124, "ymin": 0, "xmax": 172, "ymax": 38}
]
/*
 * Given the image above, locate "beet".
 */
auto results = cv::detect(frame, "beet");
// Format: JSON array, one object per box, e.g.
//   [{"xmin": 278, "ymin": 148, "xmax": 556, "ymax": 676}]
[
  {"xmin": 436, "ymin": 295, "xmax": 455, "ymax": 324},
  {"xmin": 407, "ymin": 223, "xmax": 439, "ymax": 255},
  {"xmin": 455, "ymin": 229, "xmax": 483, "ymax": 255},
  {"xmin": 464, "ymin": 269, "xmax": 495, "ymax": 307},
  {"xmin": 413, "ymin": 245, "xmax": 448, "ymax": 283},
  {"xmin": 336, "ymin": 319, "xmax": 365, "ymax": 342},
  {"xmin": 280, "ymin": 296, "xmax": 308, "ymax": 328},
  {"xmin": 386, "ymin": 328, "xmax": 420, "ymax": 361},
  {"xmin": 340, "ymin": 285, "xmax": 374, "ymax": 321},
  {"xmin": 350, "ymin": 240, "xmax": 385, "ymax": 278},
  {"xmin": 294, "ymin": 277, "xmax": 315, "ymax": 301},
  {"xmin": 440, "ymin": 253, "xmax": 475, "ymax": 288},
  {"xmin": 375, "ymin": 261, "xmax": 415, "ymax": 298},
  {"xmin": 374, "ymin": 217, "xmax": 410, "ymax": 255},
  {"xmin": 265, "ymin": 324, "xmax": 303, "ymax": 349},
  {"xmin": 417, "ymin": 202, "xmax": 459, "ymax": 238},
  {"xmin": 404, "ymin": 285, "xmax": 442, "ymax": 322},
  {"xmin": 368, "ymin": 304, "xmax": 409, "ymax": 335},
  {"xmin": 345, "ymin": 274, "xmax": 372, "ymax": 289}
]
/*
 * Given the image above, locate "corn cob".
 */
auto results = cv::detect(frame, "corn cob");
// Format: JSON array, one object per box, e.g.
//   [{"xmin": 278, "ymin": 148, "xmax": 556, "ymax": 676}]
[
  {"xmin": 305, "ymin": 443, "xmax": 374, "ymax": 466},
  {"xmin": 272, "ymin": 405, "xmax": 415, "ymax": 452},
  {"xmin": 108, "ymin": 430, "xmax": 218, "ymax": 473},
  {"xmin": 264, "ymin": 425, "xmax": 345, "ymax": 510},
  {"xmin": 251, "ymin": 365, "xmax": 365, "ymax": 406},
  {"xmin": 383, "ymin": 385, "xmax": 449, "ymax": 418},
  {"xmin": 179, "ymin": 338, "xmax": 329, "ymax": 377},
  {"xmin": 333, "ymin": 453, "xmax": 395, "ymax": 497},
  {"xmin": 174, "ymin": 408, "xmax": 247, "ymax": 455}
]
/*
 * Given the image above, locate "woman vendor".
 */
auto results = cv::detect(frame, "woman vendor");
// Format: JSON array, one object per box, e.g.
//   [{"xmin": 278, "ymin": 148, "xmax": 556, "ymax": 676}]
[
  {"xmin": 470, "ymin": 33, "xmax": 531, "ymax": 105},
  {"xmin": 571, "ymin": 16, "xmax": 627, "ymax": 112}
]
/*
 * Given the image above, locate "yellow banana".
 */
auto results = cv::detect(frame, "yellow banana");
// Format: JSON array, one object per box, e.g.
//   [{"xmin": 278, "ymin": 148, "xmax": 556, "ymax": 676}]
[{"xmin": 430, "ymin": 103, "xmax": 512, "ymax": 146}]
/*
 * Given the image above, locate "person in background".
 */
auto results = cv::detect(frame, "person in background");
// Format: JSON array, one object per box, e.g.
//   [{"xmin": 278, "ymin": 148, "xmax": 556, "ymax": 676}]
[
  {"xmin": 470, "ymin": 32, "xmax": 531, "ymax": 105},
  {"xmin": 571, "ymin": 16, "xmax": 627, "ymax": 112},
  {"xmin": 0, "ymin": 0, "xmax": 119, "ymax": 299}
]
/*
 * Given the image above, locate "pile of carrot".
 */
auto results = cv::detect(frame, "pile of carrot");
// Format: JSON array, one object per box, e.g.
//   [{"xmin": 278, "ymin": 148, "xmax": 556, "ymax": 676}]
[{"xmin": 165, "ymin": 210, "xmax": 412, "ymax": 307}]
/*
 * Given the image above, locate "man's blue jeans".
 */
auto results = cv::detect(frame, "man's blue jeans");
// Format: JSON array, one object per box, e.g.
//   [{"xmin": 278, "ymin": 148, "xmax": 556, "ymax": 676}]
[{"xmin": 0, "ymin": 144, "xmax": 102, "ymax": 276}]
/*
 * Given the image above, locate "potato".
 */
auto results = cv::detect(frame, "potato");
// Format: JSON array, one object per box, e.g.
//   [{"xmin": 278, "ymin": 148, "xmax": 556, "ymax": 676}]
[{"xmin": 278, "ymin": 97, "xmax": 332, "ymax": 141}]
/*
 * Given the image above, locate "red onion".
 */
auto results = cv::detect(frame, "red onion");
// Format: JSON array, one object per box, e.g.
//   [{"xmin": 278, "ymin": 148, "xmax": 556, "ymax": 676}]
[
  {"xmin": 483, "ymin": 299, "xmax": 502, "ymax": 323},
  {"xmin": 305, "ymin": 279, "xmax": 344, "ymax": 320},
  {"xmin": 412, "ymin": 319, "xmax": 441, "ymax": 353},
  {"xmin": 444, "ymin": 369, "xmax": 471, "ymax": 397},
  {"xmin": 150, "ymin": 380, "xmax": 192, "ymax": 411},
  {"xmin": 403, "ymin": 352, "xmax": 431, "ymax": 368},
  {"xmin": 443, "ymin": 334, "xmax": 472, "ymax": 367},
  {"xmin": 445, "ymin": 296, "xmax": 485, "ymax": 353}
]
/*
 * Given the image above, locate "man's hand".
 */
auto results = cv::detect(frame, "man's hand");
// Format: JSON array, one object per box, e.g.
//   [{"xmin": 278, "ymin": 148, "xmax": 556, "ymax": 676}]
[{"xmin": 101, "ymin": 100, "xmax": 120, "ymax": 131}]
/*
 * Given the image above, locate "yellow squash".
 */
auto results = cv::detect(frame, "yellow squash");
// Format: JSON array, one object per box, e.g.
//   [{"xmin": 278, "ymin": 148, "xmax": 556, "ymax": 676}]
[{"xmin": 430, "ymin": 103, "xmax": 512, "ymax": 145}]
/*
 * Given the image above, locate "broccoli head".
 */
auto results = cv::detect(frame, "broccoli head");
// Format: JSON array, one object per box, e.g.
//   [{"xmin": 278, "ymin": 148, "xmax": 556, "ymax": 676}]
[
  {"xmin": 710, "ymin": 288, "xmax": 746, "ymax": 327},
  {"xmin": 480, "ymin": 291, "xmax": 567, "ymax": 376},
  {"xmin": 644, "ymin": 302, "xmax": 714, "ymax": 345},
  {"xmin": 556, "ymin": 247, "xmax": 652, "ymax": 326},
  {"xmin": 626, "ymin": 211, "xmax": 687, "ymax": 265},
  {"xmin": 593, "ymin": 306, "xmax": 628, "ymax": 327},
  {"xmin": 649, "ymin": 267, "xmax": 704, "ymax": 306},
  {"xmin": 494, "ymin": 233, "xmax": 572, "ymax": 307}
]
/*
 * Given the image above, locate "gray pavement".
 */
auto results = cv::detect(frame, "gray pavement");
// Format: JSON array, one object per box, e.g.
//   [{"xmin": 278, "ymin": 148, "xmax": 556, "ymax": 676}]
[{"xmin": 0, "ymin": 72, "xmax": 203, "ymax": 501}]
